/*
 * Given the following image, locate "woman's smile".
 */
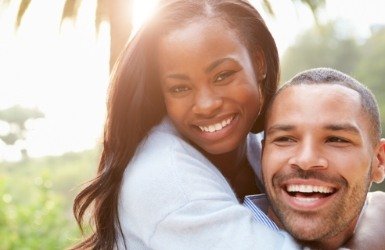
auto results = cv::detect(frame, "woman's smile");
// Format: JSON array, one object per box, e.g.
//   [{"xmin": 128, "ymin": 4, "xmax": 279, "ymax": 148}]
[{"xmin": 196, "ymin": 114, "xmax": 235, "ymax": 133}]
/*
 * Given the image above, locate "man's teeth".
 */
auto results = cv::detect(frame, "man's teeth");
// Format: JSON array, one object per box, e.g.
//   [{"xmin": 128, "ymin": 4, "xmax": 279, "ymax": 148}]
[
  {"xmin": 199, "ymin": 117, "xmax": 233, "ymax": 132},
  {"xmin": 286, "ymin": 184, "xmax": 333, "ymax": 194}
]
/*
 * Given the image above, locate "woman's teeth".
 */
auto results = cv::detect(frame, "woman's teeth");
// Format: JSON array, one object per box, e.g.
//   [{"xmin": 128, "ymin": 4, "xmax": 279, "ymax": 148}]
[{"xmin": 198, "ymin": 117, "xmax": 233, "ymax": 132}]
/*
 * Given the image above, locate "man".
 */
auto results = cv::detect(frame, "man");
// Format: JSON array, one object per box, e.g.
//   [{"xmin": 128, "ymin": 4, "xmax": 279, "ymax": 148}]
[{"xmin": 245, "ymin": 68, "xmax": 385, "ymax": 249}]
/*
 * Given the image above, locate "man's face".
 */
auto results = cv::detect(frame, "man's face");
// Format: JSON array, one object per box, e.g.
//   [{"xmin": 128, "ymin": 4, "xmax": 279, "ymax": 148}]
[{"xmin": 262, "ymin": 84, "xmax": 383, "ymax": 245}]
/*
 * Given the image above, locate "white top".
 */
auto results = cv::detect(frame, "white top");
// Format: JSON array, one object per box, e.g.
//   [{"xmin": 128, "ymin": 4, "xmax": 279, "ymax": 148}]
[{"xmin": 117, "ymin": 117, "xmax": 299, "ymax": 250}]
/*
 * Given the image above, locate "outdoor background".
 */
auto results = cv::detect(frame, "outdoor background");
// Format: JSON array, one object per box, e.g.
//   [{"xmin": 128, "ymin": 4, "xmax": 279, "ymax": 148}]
[{"xmin": 1, "ymin": 0, "xmax": 385, "ymax": 249}]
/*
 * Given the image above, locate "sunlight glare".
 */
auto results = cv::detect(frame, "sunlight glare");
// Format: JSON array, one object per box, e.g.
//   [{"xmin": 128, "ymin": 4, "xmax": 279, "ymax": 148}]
[
  {"xmin": 131, "ymin": 0, "xmax": 159, "ymax": 37},
  {"xmin": 0, "ymin": 0, "xmax": 110, "ymax": 161}
]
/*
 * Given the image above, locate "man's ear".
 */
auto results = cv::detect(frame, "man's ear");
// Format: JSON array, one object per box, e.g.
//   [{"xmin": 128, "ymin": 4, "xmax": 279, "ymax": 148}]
[{"xmin": 371, "ymin": 138, "xmax": 385, "ymax": 183}]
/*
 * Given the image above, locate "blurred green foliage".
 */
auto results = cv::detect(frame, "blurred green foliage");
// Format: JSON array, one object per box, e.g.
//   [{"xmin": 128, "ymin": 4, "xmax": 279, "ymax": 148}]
[
  {"xmin": 0, "ymin": 149, "xmax": 99, "ymax": 249},
  {"xmin": 0, "ymin": 105, "xmax": 44, "ymax": 145}
]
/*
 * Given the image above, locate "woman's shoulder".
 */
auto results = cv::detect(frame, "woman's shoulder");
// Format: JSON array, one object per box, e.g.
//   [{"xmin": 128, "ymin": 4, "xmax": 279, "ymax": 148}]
[
  {"xmin": 118, "ymin": 118, "xmax": 238, "ymax": 243},
  {"xmin": 119, "ymin": 117, "xmax": 235, "ymax": 210},
  {"xmin": 129, "ymin": 117, "xmax": 212, "ymax": 175}
]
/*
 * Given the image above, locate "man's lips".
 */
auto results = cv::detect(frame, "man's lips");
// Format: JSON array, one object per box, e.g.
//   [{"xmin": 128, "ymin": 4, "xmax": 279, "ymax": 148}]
[
  {"xmin": 279, "ymin": 179, "xmax": 339, "ymax": 210},
  {"xmin": 286, "ymin": 184, "xmax": 335, "ymax": 194}
]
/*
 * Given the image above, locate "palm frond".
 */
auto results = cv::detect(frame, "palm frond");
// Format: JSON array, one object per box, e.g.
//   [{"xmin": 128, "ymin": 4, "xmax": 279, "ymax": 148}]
[
  {"xmin": 1, "ymin": 0, "xmax": 12, "ymax": 8},
  {"xmin": 95, "ymin": 0, "xmax": 109, "ymax": 34},
  {"xmin": 261, "ymin": 0, "xmax": 275, "ymax": 16},
  {"xmin": 301, "ymin": 0, "xmax": 326, "ymax": 13},
  {"xmin": 60, "ymin": 0, "xmax": 82, "ymax": 26},
  {"xmin": 16, "ymin": 0, "xmax": 31, "ymax": 28}
]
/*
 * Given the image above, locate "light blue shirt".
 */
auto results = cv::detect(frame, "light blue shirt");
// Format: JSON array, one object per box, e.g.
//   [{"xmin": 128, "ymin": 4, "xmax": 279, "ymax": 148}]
[
  {"xmin": 243, "ymin": 194, "xmax": 280, "ymax": 232},
  {"xmin": 117, "ymin": 117, "xmax": 300, "ymax": 249}
]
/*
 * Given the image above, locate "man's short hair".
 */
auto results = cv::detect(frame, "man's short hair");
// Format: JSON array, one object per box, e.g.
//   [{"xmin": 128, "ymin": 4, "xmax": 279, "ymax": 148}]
[{"xmin": 267, "ymin": 67, "xmax": 381, "ymax": 144}]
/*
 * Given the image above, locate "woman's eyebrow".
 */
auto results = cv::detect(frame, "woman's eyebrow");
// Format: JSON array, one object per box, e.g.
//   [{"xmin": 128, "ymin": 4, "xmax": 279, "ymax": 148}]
[
  {"xmin": 165, "ymin": 73, "xmax": 189, "ymax": 80},
  {"xmin": 164, "ymin": 57, "xmax": 238, "ymax": 80},
  {"xmin": 205, "ymin": 57, "xmax": 237, "ymax": 73}
]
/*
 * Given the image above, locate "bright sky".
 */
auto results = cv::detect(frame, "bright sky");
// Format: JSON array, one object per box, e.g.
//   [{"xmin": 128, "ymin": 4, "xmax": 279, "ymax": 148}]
[{"xmin": 0, "ymin": 0, "xmax": 384, "ymax": 161}]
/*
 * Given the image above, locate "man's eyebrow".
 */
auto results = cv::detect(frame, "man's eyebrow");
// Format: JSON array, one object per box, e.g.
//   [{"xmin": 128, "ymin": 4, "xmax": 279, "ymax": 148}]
[
  {"xmin": 205, "ymin": 58, "xmax": 237, "ymax": 73},
  {"xmin": 266, "ymin": 124, "xmax": 295, "ymax": 135},
  {"xmin": 324, "ymin": 124, "xmax": 360, "ymax": 134}
]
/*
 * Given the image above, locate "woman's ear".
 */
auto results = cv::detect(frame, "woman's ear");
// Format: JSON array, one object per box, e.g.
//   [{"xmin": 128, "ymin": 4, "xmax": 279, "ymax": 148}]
[
  {"xmin": 253, "ymin": 48, "xmax": 267, "ymax": 82},
  {"xmin": 371, "ymin": 138, "xmax": 385, "ymax": 183},
  {"xmin": 250, "ymin": 48, "xmax": 267, "ymax": 134}
]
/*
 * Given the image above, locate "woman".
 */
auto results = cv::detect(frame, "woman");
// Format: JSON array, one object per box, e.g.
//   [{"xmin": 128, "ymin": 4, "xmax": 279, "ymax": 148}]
[
  {"xmin": 72, "ymin": 0, "xmax": 297, "ymax": 249},
  {"xmin": 72, "ymin": 0, "xmax": 384, "ymax": 249}
]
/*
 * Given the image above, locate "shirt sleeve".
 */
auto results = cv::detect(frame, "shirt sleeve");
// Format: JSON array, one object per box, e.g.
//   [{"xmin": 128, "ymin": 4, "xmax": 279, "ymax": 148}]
[
  {"xmin": 150, "ymin": 199, "xmax": 300, "ymax": 250},
  {"xmin": 119, "ymin": 129, "xmax": 300, "ymax": 250}
]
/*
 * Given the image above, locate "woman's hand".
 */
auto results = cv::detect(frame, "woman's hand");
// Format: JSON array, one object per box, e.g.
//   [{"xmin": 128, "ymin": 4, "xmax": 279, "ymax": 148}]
[{"xmin": 342, "ymin": 191, "xmax": 385, "ymax": 249}]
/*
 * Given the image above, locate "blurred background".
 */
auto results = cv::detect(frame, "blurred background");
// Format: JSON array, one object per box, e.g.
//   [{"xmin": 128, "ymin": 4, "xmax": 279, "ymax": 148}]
[{"xmin": 1, "ymin": 0, "xmax": 384, "ymax": 248}]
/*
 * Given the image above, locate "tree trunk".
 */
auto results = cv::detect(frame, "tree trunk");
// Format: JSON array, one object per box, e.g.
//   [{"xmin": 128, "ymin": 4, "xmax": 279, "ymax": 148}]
[{"xmin": 108, "ymin": 0, "xmax": 133, "ymax": 71}]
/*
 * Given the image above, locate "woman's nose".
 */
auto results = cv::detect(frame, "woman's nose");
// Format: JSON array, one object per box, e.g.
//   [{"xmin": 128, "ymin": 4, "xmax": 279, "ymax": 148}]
[{"xmin": 192, "ymin": 87, "xmax": 223, "ymax": 117}]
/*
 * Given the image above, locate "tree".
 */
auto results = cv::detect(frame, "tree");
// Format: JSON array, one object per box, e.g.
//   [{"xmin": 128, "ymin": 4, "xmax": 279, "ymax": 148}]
[
  {"xmin": 280, "ymin": 21, "xmax": 361, "ymax": 83},
  {"xmin": 2, "ymin": 0, "xmax": 324, "ymax": 71},
  {"xmin": 354, "ymin": 27, "xmax": 385, "ymax": 138},
  {"xmin": 354, "ymin": 28, "xmax": 385, "ymax": 96},
  {"xmin": 0, "ymin": 105, "xmax": 44, "ymax": 158}
]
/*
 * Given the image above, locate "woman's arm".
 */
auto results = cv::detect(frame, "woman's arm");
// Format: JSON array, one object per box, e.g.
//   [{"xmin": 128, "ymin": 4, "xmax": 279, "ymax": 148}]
[
  {"xmin": 119, "ymin": 130, "xmax": 300, "ymax": 250},
  {"xmin": 343, "ymin": 191, "xmax": 385, "ymax": 249}
]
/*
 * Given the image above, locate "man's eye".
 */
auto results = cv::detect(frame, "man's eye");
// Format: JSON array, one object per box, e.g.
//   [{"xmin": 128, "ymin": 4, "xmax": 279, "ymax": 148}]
[
  {"xmin": 215, "ymin": 71, "xmax": 235, "ymax": 82},
  {"xmin": 326, "ymin": 136, "xmax": 349, "ymax": 143},
  {"xmin": 271, "ymin": 136, "xmax": 296, "ymax": 146}
]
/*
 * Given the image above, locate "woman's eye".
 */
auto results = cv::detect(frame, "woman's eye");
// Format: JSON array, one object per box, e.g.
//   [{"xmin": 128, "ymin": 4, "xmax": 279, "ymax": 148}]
[
  {"xmin": 215, "ymin": 71, "xmax": 235, "ymax": 82},
  {"xmin": 169, "ymin": 85, "xmax": 190, "ymax": 94}
]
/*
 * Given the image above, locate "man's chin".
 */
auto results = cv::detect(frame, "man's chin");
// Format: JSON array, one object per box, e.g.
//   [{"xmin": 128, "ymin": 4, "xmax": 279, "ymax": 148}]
[{"xmin": 277, "ymin": 211, "xmax": 332, "ymax": 242}]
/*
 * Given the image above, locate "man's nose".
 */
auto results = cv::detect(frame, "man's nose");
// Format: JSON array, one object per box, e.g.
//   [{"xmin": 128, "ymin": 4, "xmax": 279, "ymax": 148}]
[
  {"xmin": 192, "ymin": 87, "xmax": 223, "ymax": 117},
  {"xmin": 288, "ymin": 140, "xmax": 328, "ymax": 170}
]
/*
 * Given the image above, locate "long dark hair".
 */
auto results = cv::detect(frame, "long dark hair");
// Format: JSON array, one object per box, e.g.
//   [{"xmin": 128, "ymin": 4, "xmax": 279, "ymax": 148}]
[{"xmin": 72, "ymin": 1, "xmax": 279, "ymax": 249}]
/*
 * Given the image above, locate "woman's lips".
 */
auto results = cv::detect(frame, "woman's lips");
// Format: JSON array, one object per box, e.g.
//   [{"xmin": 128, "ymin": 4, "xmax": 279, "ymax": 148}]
[{"xmin": 197, "ymin": 115, "xmax": 235, "ymax": 133}]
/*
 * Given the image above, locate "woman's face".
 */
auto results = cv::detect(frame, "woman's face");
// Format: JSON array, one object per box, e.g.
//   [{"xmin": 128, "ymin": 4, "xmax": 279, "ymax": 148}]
[{"xmin": 158, "ymin": 19, "xmax": 263, "ymax": 155}]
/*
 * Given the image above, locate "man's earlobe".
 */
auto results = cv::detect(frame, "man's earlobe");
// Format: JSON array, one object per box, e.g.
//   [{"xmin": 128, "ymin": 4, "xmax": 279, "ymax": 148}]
[{"xmin": 372, "ymin": 138, "xmax": 385, "ymax": 183}]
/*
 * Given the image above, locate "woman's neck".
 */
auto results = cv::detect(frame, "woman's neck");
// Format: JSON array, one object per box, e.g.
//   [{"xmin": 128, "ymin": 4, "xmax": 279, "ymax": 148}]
[
  {"xmin": 204, "ymin": 141, "xmax": 261, "ymax": 201},
  {"xmin": 204, "ymin": 141, "xmax": 246, "ymax": 176}
]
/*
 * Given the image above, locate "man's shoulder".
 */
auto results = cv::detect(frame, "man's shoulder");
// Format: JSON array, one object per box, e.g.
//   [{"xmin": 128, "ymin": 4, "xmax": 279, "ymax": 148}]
[{"xmin": 244, "ymin": 194, "xmax": 270, "ymax": 213}]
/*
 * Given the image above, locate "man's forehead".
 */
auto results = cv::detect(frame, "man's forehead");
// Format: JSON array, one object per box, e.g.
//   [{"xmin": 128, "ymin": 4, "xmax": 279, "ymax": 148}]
[
  {"xmin": 267, "ymin": 84, "xmax": 365, "ymax": 127},
  {"xmin": 279, "ymin": 83, "xmax": 359, "ymax": 99},
  {"xmin": 271, "ymin": 84, "xmax": 361, "ymax": 111}
]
